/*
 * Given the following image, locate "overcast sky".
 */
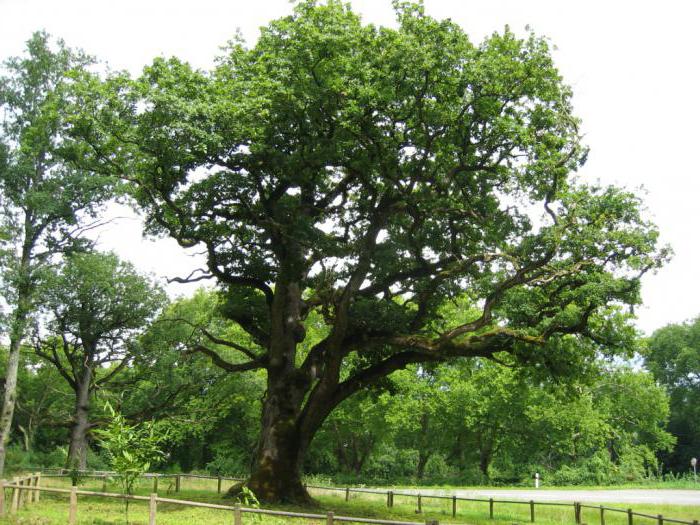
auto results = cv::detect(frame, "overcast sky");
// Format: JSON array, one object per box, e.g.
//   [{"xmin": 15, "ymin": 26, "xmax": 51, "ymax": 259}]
[{"xmin": 1, "ymin": 0, "xmax": 698, "ymax": 335}]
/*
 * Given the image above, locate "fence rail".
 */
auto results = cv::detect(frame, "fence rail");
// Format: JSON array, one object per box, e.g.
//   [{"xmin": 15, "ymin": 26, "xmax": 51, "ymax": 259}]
[
  {"xmin": 0, "ymin": 479, "xmax": 434, "ymax": 525},
  {"xmin": 306, "ymin": 482, "xmax": 699, "ymax": 525},
  {"xmin": 14, "ymin": 468, "xmax": 700, "ymax": 525}
]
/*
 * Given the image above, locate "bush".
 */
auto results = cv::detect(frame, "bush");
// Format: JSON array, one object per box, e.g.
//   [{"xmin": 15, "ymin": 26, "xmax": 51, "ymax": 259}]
[
  {"xmin": 5, "ymin": 445, "xmax": 70, "ymax": 473},
  {"xmin": 363, "ymin": 445, "xmax": 416, "ymax": 482},
  {"xmin": 205, "ymin": 453, "xmax": 249, "ymax": 477}
]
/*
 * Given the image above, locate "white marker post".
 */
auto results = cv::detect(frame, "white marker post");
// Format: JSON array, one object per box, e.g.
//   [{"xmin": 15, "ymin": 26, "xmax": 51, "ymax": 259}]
[
  {"xmin": 535, "ymin": 472, "xmax": 540, "ymax": 488},
  {"xmin": 692, "ymin": 458, "xmax": 697, "ymax": 482}
]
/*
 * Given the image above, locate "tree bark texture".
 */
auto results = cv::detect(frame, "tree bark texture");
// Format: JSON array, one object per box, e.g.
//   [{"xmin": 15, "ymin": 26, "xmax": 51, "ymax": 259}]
[
  {"xmin": 0, "ymin": 298, "xmax": 30, "ymax": 476},
  {"xmin": 66, "ymin": 367, "xmax": 92, "ymax": 470},
  {"xmin": 243, "ymin": 277, "xmax": 315, "ymax": 503},
  {"xmin": 0, "ymin": 333, "xmax": 23, "ymax": 476}
]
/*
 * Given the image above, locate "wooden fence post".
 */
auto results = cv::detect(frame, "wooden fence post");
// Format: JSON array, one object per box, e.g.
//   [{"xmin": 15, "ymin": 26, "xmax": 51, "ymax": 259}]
[
  {"xmin": 0, "ymin": 479, "xmax": 5, "ymax": 516},
  {"xmin": 452, "ymin": 495, "xmax": 457, "ymax": 517},
  {"xmin": 600, "ymin": 506, "xmax": 605, "ymax": 525},
  {"xmin": 26, "ymin": 475, "xmax": 32, "ymax": 504},
  {"xmin": 149, "ymin": 493, "xmax": 157, "ymax": 525},
  {"xmin": 628, "ymin": 508, "xmax": 633, "ymax": 525},
  {"xmin": 19, "ymin": 476, "xmax": 27, "ymax": 506},
  {"xmin": 30, "ymin": 473, "xmax": 39, "ymax": 504},
  {"xmin": 23, "ymin": 476, "xmax": 30, "ymax": 506},
  {"xmin": 417, "ymin": 494, "xmax": 422, "ymax": 514},
  {"xmin": 35, "ymin": 472, "xmax": 41, "ymax": 503},
  {"xmin": 657, "ymin": 514, "xmax": 663, "ymax": 525},
  {"xmin": 175, "ymin": 474, "xmax": 181, "ymax": 492},
  {"xmin": 10, "ymin": 477, "xmax": 19, "ymax": 514},
  {"xmin": 327, "ymin": 511, "xmax": 334, "ymax": 525},
  {"xmin": 68, "ymin": 485, "xmax": 78, "ymax": 525},
  {"xmin": 489, "ymin": 498, "xmax": 494, "ymax": 519},
  {"xmin": 234, "ymin": 503, "xmax": 242, "ymax": 525},
  {"xmin": 17, "ymin": 477, "xmax": 24, "ymax": 508},
  {"xmin": 387, "ymin": 490, "xmax": 393, "ymax": 508},
  {"xmin": 102, "ymin": 474, "xmax": 107, "ymax": 493},
  {"xmin": 574, "ymin": 502, "xmax": 581, "ymax": 524},
  {"xmin": 218, "ymin": 476, "xmax": 222, "ymax": 494},
  {"xmin": 153, "ymin": 475, "xmax": 159, "ymax": 494},
  {"xmin": 530, "ymin": 500, "xmax": 535, "ymax": 522},
  {"xmin": 345, "ymin": 487, "xmax": 349, "ymax": 501}
]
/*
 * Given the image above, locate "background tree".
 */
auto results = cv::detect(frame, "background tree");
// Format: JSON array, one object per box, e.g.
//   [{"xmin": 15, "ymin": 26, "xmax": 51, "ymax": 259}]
[
  {"xmin": 646, "ymin": 316, "xmax": 700, "ymax": 472},
  {"xmin": 0, "ymin": 31, "xmax": 114, "ymax": 475},
  {"xmin": 385, "ymin": 368, "xmax": 452, "ymax": 480},
  {"xmin": 68, "ymin": 1, "xmax": 667, "ymax": 501},
  {"xmin": 129, "ymin": 289, "xmax": 264, "ymax": 474},
  {"xmin": 34, "ymin": 251, "xmax": 165, "ymax": 469},
  {"xmin": 308, "ymin": 389, "xmax": 391, "ymax": 477}
]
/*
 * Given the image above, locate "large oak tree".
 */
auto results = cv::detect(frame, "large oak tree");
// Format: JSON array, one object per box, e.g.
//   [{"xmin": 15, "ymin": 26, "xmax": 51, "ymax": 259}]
[{"xmin": 67, "ymin": 1, "xmax": 667, "ymax": 502}]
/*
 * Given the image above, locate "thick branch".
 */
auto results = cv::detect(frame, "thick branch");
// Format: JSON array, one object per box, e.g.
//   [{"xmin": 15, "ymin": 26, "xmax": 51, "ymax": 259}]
[
  {"xmin": 95, "ymin": 357, "xmax": 132, "ymax": 387},
  {"xmin": 185, "ymin": 344, "xmax": 266, "ymax": 373},
  {"xmin": 165, "ymin": 317, "xmax": 262, "ymax": 361}
]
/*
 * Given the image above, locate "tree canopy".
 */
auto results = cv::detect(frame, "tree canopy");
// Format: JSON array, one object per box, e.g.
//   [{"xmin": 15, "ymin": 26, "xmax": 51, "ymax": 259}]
[{"xmin": 61, "ymin": 0, "xmax": 669, "ymax": 502}]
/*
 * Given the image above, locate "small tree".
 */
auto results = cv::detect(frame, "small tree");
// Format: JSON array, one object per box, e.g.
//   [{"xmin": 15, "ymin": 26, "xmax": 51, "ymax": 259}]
[
  {"xmin": 35, "ymin": 251, "xmax": 166, "ymax": 470},
  {"xmin": 94, "ymin": 403, "xmax": 165, "ymax": 524}
]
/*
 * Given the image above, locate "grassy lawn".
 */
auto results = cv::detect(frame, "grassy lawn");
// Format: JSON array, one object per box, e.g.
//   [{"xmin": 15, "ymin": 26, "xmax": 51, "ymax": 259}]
[{"xmin": 0, "ymin": 475, "xmax": 697, "ymax": 525}]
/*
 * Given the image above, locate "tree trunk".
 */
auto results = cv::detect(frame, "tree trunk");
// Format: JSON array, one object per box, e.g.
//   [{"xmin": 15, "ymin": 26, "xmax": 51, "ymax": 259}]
[
  {"xmin": 67, "ymin": 367, "xmax": 92, "ymax": 470},
  {"xmin": 416, "ymin": 450, "xmax": 432, "ymax": 480},
  {"xmin": 232, "ymin": 277, "xmax": 314, "ymax": 504},
  {"xmin": 478, "ymin": 433, "xmax": 493, "ymax": 478},
  {"xmin": 415, "ymin": 412, "xmax": 432, "ymax": 480},
  {"xmin": 0, "ymin": 306, "xmax": 30, "ymax": 476},
  {"xmin": 0, "ymin": 230, "xmax": 34, "ymax": 477},
  {"xmin": 244, "ymin": 369, "xmax": 311, "ymax": 503},
  {"xmin": 17, "ymin": 425, "xmax": 31, "ymax": 452}
]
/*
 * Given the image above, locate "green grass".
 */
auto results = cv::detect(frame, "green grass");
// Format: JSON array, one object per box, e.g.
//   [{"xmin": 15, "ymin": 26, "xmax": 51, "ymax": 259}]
[
  {"xmin": 309, "ymin": 486, "xmax": 700, "ymax": 524},
  {"xmin": 0, "ymin": 475, "xmax": 697, "ymax": 525},
  {"xmin": 335, "ymin": 481, "xmax": 700, "ymax": 491}
]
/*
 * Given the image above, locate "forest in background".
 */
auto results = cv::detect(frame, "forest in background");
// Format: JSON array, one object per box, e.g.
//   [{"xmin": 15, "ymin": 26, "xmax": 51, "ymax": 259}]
[{"xmin": 2, "ymin": 286, "xmax": 698, "ymax": 486}]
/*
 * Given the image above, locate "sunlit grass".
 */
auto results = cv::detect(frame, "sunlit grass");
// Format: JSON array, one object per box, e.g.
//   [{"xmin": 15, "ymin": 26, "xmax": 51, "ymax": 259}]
[{"xmin": 0, "ymin": 475, "xmax": 697, "ymax": 525}]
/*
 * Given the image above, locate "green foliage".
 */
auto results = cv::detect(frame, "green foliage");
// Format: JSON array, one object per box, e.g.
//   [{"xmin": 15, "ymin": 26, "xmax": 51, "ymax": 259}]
[
  {"xmin": 646, "ymin": 316, "xmax": 700, "ymax": 473},
  {"xmin": 237, "ymin": 486, "xmax": 261, "ymax": 508},
  {"xmin": 309, "ymin": 358, "xmax": 673, "ymax": 486},
  {"xmin": 94, "ymin": 402, "xmax": 166, "ymax": 523},
  {"xmin": 67, "ymin": 0, "xmax": 666, "ymax": 365},
  {"xmin": 0, "ymin": 31, "xmax": 115, "ymax": 305},
  {"xmin": 41, "ymin": 251, "xmax": 166, "ymax": 348},
  {"xmin": 129, "ymin": 290, "xmax": 264, "ymax": 472},
  {"xmin": 95, "ymin": 403, "xmax": 166, "ymax": 492},
  {"xmin": 0, "ymin": 30, "xmax": 117, "ymax": 476},
  {"xmin": 7, "ymin": 4, "xmax": 674, "ymax": 497}
]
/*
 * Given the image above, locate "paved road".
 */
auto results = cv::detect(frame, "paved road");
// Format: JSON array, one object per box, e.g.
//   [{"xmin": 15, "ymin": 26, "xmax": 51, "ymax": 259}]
[{"xmin": 385, "ymin": 488, "xmax": 700, "ymax": 506}]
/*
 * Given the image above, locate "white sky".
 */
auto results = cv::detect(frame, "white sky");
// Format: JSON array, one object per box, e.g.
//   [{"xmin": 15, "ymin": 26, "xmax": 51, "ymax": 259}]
[{"xmin": 1, "ymin": 0, "xmax": 698, "ymax": 335}]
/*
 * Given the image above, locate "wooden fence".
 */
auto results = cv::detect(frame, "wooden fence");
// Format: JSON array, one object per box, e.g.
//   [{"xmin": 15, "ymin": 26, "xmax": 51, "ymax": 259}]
[
  {"xmin": 15, "ymin": 469, "xmax": 700, "ymax": 525},
  {"xmin": 0, "ymin": 477, "xmax": 438, "ymax": 525},
  {"xmin": 306, "ymin": 484, "xmax": 699, "ymax": 525}
]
